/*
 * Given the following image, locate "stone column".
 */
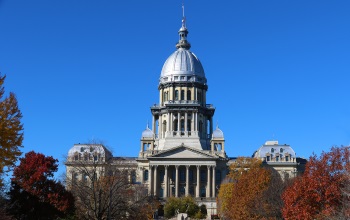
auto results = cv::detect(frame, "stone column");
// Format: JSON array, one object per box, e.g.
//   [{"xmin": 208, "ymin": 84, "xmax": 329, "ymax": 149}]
[
  {"xmin": 177, "ymin": 112, "xmax": 181, "ymax": 135},
  {"xmin": 164, "ymin": 165, "xmax": 168, "ymax": 198},
  {"xmin": 195, "ymin": 112, "xmax": 198, "ymax": 131},
  {"xmin": 185, "ymin": 165, "xmax": 190, "ymax": 196},
  {"xmin": 154, "ymin": 165, "xmax": 158, "ymax": 196},
  {"xmin": 170, "ymin": 112, "xmax": 173, "ymax": 134},
  {"xmin": 207, "ymin": 165, "xmax": 211, "ymax": 198},
  {"xmin": 212, "ymin": 166, "xmax": 216, "ymax": 197},
  {"xmin": 196, "ymin": 165, "xmax": 200, "ymax": 197},
  {"xmin": 148, "ymin": 166, "xmax": 153, "ymax": 195},
  {"xmin": 185, "ymin": 112, "xmax": 188, "ymax": 135},
  {"xmin": 175, "ymin": 165, "xmax": 179, "ymax": 197},
  {"xmin": 159, "ymin": 116, "xmax": 162, "ymax": 139},
  {"xmin": 152, "ymin": 115, "xmax": 156, "ymax": 135}
]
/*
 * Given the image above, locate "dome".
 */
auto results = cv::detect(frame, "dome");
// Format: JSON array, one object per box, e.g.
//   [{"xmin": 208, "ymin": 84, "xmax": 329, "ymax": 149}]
[
  {"xmin": 212, "ymin": 127, "xmax": 224, "ymax": 139},
  {"xmin": 142, "ymin": 127, "xmax": 154, "ymax": 138},
  {"xmin": 159, "ymin": 15, "xmax": 206, "ymax": 85},
  {"xmin": 254, "ymin": 141, "xmax": 296, "ymax": 159},
  {"xmin": 67, "ymin": 144, "xmax": 112, "ymax": 161},
  {"xmin": 160, "ymin": 49, "xmax": 206, "ymax": 84}
]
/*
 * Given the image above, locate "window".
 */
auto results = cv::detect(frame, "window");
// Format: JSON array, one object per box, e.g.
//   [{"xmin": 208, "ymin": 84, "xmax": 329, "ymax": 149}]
[
  {"xmin": 174, "ymin": 119, "xmax": 178, "ymax": 131},
  {"xmin": 94, "ymin": 155, "xmax": 98, "ymax": 161},
  {"xmin": 280, "ymin": 148, "xmax": 284, "ymax": 153},
  {"xmin": 175, "ymin": 90, "xmax": 179, "ymax": 100},
  {"xmin": 160, "ymin": 170, "xmax": 165, "ymax": 182},
  {"xmin": 83, "ymin": 173, "xmax": 88, "ymax": 182},
  {"xmin": 266, "ymin": 156, "xmax": 270, "ymax": 161},
  {"xmin": 189, "ymin": 170, "xmax": 194, "ymax": 182},
  {"xmin": 276, "ymin": 156, "xmax": 279, "ymax": 161},
  {"xmin": 216, "ymin": 170, "xmax": 221, "ymax": 184},
  {"xmin": 200, "ymin": 186, "xmax": 206, "ymax": 197},
  {"xmin": 181, "ymin": 120, "xmax": 185, "ymax": 132},
  {"xmin": 144, "ymin": 170, "xmax": 149, "ymax": 181},
  {"xmin": 159, "ymin": 188, "xmax": 164, "ymax": 198},
  {"xmin": 285, "ymin": 156, "xmax": 289, "ymax": 162},
  {"xmin": 181, "ymin": 90, "xmax": 185, "ymax": 100},
  {"xmin": 84, "ymin": 154, "xmax": 88, "ymax": 161},
  {"xmin": 271, "ymin": 148, "xmax": 274, "ymax": 153},
  {"xmin": 187, "ymin": 90, "xmax": 191, "ymax": 100},
  {"xmin": 187, "ymin": 119, "xmax": 191, "ymax": 132},
  {"xmin": 74, "ymin": 154, "xmax": 79, "ymax": 161},
  {"xmin": 200, "ymin": 170, "xmax": 206, "ymax": 182},
  {"xmin": 218, "ymin": 143, "xmax": 222, "ymax": 151},
  {"xmin": 180, "ymin": 169, "xmax": 185, "ymax": 182}
]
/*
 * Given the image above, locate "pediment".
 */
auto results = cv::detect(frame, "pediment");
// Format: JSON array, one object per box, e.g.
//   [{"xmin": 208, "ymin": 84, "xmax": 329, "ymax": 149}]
[{"xmin": 149, "ymin": 144, "xmax": 217, "ymax": 159}]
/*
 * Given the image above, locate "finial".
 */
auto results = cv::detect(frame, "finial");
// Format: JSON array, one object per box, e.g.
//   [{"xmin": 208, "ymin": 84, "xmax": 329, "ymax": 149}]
[
  {"xmin": 146, "ymin": 121, "xmax": 149, "ymax": 129},
  {"xmin": 216, "ymin": 121, "xmax": 219, "ymax": 129},
  {"xmin": 176, "ymin": 2, "xmax": 191, "ymax": 49},
  {"xmin": 182, "ymin": 3, "xmax": 186, "ymax": 28}
]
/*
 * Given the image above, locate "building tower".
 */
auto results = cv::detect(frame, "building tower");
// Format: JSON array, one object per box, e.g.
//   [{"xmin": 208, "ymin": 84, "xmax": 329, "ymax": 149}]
[{"xmin": 137, "ymin": 7, "xmax": 227, "ymax": 213}]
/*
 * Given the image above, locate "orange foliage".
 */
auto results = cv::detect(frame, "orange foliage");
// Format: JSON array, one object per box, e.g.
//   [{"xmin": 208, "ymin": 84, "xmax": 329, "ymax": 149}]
[
  {"xmin": 282, "ymin": 146, "xmax": 350, "ymax": 220},
  {"xmin": 218, "ymin": 157, "xmax": 284, "ymax": 220}
]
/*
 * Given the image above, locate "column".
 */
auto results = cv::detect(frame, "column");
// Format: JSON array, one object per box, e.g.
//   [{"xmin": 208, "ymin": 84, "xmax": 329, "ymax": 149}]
[
  {"xmin": 195, "ymin": 112, "xmax": 198, "ymax": 131},
  {"xmin": 164, "ymin": 165, "xmax": 168, "ymax": 198},
  {"xmin": 212, "ymin": 166, "xmax": 216, "ymax": 197},
  {"xmin": 185, "ymin": 165, "xmax": 190, "ymax": 196},
  {"xmin": 175, "ymin": 165, "xmax": 179, "ymax": 197},
  {"xmin": 148, "ymin": 166, "xmax": 153, "ymax": 195},
  {"xmin": 154, "ymin": 165, "xmax": 158, "ymax": 196},
  {"xmin": 196, "ymin": 165, "xmax": 200, "ymax": 197},
  {"xmin": 170, "ymin": 112, "xmax": 173, "ymax": 135},
  {"xmin": 159, "ymin": 116, "xmax": 162, "ymax": 139},
  {"xmin": 207, "ymin": 165, "xmax": 211, "ymax": 198},
  {"xmin": 185, "ymin": 112, "xmax": 188, "ymax": 135},
  {"xmin": 152, "ymin": 115, "xmax": 156, "ymax": 135},
  {"xmin": 177, "ymin": 112, "xmax": 180, "ymax": 135}
]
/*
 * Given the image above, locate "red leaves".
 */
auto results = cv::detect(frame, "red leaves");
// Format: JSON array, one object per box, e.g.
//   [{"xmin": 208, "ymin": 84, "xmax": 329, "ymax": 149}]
[
  {"xmin": 11, "ymin": 151, "xmax": 74, "ymax": 215},
  {"xmin": 282, "ymin": 146, "xmax": 350, "ymax": 220}
]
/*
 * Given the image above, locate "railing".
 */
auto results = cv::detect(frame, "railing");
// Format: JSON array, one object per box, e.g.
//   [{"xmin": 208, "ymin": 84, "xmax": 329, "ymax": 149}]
[{"xmin": 165, "ymin": 100, "xmax": 200, "ymax": 105}]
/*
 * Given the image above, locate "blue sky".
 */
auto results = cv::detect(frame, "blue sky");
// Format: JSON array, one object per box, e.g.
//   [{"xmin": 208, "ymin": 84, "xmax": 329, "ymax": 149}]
[{"xmin": 1, "ymin": 0, "xmax": 349, "ymax": 178}]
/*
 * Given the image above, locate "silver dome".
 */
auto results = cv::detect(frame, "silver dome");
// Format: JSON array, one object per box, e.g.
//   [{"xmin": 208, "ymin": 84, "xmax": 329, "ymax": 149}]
[
  {"xmin": 160, "ymin": 49, "xmax": 206, "ymax": 84},
  {"xmin": 212, "ymin": 126, "xmax": 224, "ymax": 139},
  {"xmin": 141, "ymin": 127, "xmax": 154, "ymax": 138}
]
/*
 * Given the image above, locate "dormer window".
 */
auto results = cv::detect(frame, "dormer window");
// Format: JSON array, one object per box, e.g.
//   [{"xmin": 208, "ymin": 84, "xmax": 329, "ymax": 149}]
[{"xmin": 271, "ymin": 148, "xmax": 274, "ymax": 153}]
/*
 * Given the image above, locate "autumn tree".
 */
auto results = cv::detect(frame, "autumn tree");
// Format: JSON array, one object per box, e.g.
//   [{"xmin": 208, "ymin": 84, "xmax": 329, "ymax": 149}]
[
  {"xmin": 282, "ymin": 146, "xmax": 350, "ymax": 220},
  {"xmin": 0, "ymin": 75, "xmax": 23, "ymax": 188},
  {"xmin": 7, "ymin": 151, "xmax": 75, "ymax": 219},
  {"xmin": 218, "ymin": 157, "xmax": 286, "ymax": 220},
  {"xmin": 65, "ymin": 147, "xmax": 156, "ymax": 220}
]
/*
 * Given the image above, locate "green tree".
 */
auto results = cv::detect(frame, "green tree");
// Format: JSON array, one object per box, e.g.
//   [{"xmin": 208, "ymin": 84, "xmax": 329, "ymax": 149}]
[
  {"xmin": 0, "ymin": 75, "xmax": 23, "ymax": 188},
  {"xmin": 164, "ymin": 196, "xmax": 205, "ymax": 219}
]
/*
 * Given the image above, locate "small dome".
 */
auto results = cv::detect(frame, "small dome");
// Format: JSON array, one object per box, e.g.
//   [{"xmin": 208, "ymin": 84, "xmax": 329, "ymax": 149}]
[
  {"xmin": 212, "ymin": 127, "xmax": 224, "ymax": 139},
  {"xmin": 142, "ymin": 127, "xmax": 154, "ymax": 138},
  {"xmin": 67, "ymin": 144, "xmax": 112, "ymax": 161},
  {"xmin": 254, "ymin": 142, "xmax": 296, "ymax": 159}
]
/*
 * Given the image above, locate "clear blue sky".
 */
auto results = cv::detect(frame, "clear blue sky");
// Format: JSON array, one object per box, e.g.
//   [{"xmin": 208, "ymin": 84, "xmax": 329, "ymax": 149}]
[{"xmin": 1, "ymin": 0, "xmax": 349, "ymax": 178}]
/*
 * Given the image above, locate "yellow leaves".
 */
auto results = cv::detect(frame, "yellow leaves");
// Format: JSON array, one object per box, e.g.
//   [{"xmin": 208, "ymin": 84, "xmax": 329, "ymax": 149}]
[{"xmin": 0, "ymin": 75, "xmax": 23, "ymax": 188}]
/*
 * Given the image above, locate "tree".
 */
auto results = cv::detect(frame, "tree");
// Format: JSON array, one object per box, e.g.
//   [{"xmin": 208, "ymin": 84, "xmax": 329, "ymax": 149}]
[
  {"xmin": 0, "ymin": 74, "xmax": 23, "ymax": 188},
  {"xmin": 282, "ymin": 146, "xmax": 350, "ymax": 220},
  {"xmin": 218, "ymin": 157, "xmax": 285, "ymax": 220},
  {"xmin": 7, "ymin": 151, "xmax": 75, "ymax": 219},
  {"xmin": 164, "ymin": 196, "xmax": 206, "ymax": 219},
  {"xmin": 65, "ymin": 147, "xmax": 156, "ymax": 220}
]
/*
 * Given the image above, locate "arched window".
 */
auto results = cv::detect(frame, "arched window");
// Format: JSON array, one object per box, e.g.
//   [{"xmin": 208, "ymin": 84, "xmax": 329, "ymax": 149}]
[
  {"xmin": 181, "ymin": 90, "xmax": 185, "ymax": 100},
  {"xmin": 187, "ymin": 90, "xmax": 191, "ymax": 100},
  {"xmin": 175, "ymin": 90, "xmax": 179, "ymax": 100}
]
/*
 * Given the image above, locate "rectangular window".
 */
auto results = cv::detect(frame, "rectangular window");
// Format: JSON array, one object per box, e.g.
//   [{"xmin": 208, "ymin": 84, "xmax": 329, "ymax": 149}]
[
  {"xmin": 285, "ymin": 156, "xmax": 289, "ymax": 161},
  {"xmin": 266, "ymin": 156, "xmax": 270, "ymax": 161},
  {"xmin": 200, "ymin": 170, "xmax": 206, "ymax": 182},
  {"xmin": 276, "ymin": 156, "xmax": 279, "ymax": 161}
]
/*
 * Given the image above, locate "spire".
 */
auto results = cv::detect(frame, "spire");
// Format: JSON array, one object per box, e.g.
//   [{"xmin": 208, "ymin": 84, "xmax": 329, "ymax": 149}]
[{"xmin": 176, "ymin": 3, "xmax": 191, "ymax": 49}]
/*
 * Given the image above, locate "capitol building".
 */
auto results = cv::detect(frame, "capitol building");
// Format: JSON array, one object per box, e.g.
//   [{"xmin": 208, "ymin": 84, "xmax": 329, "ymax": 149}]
[{"xmin": 65, "ymin": 11, "xmax": 306, "ymax": 215}]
